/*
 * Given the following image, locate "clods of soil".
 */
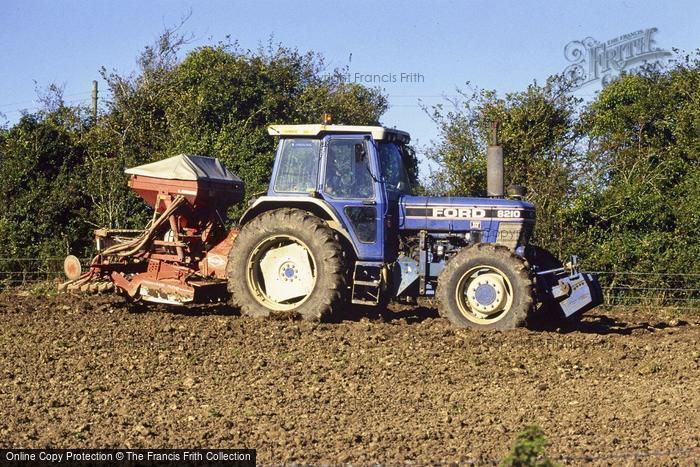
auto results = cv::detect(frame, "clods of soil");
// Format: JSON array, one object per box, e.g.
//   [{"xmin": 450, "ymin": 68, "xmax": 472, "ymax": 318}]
[{"xmin": 1, "ymin": 291, "xmax": 698, "ymax": 464}]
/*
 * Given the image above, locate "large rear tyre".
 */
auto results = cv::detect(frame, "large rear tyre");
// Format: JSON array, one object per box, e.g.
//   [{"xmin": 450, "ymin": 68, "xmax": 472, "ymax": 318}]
[
  {"xmin": 227, "ymin": 208, "xmax": 346, "ymax": 322},
  {"xmin": 437, "ymin": 243, "xmax": 534, "ymax": 330}
]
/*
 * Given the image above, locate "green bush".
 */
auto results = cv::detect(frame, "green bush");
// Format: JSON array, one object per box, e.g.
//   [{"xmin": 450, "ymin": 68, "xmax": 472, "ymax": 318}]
[
  {"xmin": 0, "ymin": 31, "xmax": 388, "ymax": 273},
  {"xmin": 425, "ymin": 55, "xmax": 700, "ymax": 302},
  {"xmin": 501, "ymin": 425, "xmax": 556, "ymax": 467}
]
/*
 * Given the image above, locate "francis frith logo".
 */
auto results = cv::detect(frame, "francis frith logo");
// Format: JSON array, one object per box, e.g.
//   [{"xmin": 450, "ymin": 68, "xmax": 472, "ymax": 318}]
[{"xmin": 563, "ymin": 27, "xmax": 674, "ymax": 90}]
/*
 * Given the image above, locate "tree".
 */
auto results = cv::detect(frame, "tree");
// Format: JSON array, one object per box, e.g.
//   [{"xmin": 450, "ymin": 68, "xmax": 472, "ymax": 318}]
[
  {"xmin": 0, "ymin": 104, "xmax": 93, "ymax": 265},
  {"xmin": 426, "ymin": 54, "xmax": 700, "ymax": 301},
  {"xmin": 0, "ymin": 29, "xmax": 390, "ymax": 274},
  {"xmin": 425, "ymin": 76, "xmax": 583, "ymax": 254},
  {"xmin": 566, "ymin": 56, "xmax": 700, "ymax": 294},
  {"xmin": 90, "ymin": 33, "xmax": 388, "ymax": 223}
]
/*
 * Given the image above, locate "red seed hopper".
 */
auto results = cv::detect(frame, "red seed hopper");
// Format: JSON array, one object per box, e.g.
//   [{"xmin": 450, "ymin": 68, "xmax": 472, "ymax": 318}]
[
  {"xmin": 61, "ymin": 154, "xmax": 244, "ymax": 304},
  {"xmin": 126, "ymin": 155, "xmax": 243, "ymax": 212}
]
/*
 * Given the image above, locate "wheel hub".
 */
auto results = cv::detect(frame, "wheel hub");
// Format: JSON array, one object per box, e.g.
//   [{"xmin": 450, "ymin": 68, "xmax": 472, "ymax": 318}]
[
  {"xmin": 465, "ymin": 272, "xmax": 508, "ymax": 316},
  {"xmin": 474, "ymin": 283, "xmax": 497, "ymax": 305},
  {"xmin": 280, "ymin": 262, "xmax": 298, "ymax": 280},
  {"xmin": 258, "ymin": 242, "xmax": 314, "ymax": 303}
]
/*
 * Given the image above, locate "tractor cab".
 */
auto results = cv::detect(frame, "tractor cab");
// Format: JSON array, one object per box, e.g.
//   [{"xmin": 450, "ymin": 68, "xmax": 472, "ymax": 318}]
[{"xmin": 262, "ymin": 123, "xmax": 414, "ymax": 263}]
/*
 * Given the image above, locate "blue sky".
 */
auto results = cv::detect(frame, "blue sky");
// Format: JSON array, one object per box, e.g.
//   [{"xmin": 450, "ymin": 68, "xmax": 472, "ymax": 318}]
[{"xmin": 1, "ymin": 0, "xmax": 698, "ymax": 153}]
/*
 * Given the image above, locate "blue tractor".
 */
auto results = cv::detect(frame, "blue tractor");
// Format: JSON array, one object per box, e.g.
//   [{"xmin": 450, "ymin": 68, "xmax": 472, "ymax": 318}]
[{"xmin": 227, "ymin": 122, "xmax": 602, "ymax": 329}]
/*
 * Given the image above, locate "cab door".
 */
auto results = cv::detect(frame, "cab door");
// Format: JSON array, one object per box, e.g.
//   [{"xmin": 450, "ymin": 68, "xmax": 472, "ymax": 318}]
[
  {"xmin": 320, "ymin": 135, "xmax": 385, "ymax": 261},
  {"xmin": 382, "ymin": 183, "xmax": 400, "ymax": 262},
  {"xmin": 377, "ymin": 141, "xmax": 413, "ymax": 262}
]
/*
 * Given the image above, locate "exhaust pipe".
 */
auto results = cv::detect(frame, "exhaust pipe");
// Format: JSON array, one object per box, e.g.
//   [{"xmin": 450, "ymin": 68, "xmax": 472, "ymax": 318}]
[{"xmin": 487, "ymin": 122, "xmax": 504, "ymax": 198}]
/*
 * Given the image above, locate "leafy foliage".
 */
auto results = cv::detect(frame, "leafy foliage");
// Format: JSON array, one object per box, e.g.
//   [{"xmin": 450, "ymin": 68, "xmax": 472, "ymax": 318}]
[
  {"xmin": 425, "ymin": 57, "xmax": 700, "ymax": 298},
  {"xmin": 566, "ymin": 57, "xmax": 700, "ymax": 293},
  {"xmin": 0, "ymin": 25, "xmax": 697, "ymax": 302},
  {"xmin": 0, "ymin": 31, "xmax": 387, "ymax": 268},
  {"xmin": 0, "ymin": 107, "xmax": 92, "ymax": 259},
  {"xmin": 501, "ymin": 425, "xmax": 556, "ymax": 467}
]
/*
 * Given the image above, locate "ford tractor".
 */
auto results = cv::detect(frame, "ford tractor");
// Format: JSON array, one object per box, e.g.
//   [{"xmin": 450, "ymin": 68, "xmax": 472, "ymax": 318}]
[{"xmin": 62, "ymin": 121, "xmax": 602, "ymax": 330}]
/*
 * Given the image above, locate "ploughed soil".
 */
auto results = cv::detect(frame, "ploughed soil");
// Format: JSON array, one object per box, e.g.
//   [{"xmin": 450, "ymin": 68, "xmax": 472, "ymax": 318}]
[{"xmin": 0, "ymin": 289, "xmax": 699, "ymax": 465}]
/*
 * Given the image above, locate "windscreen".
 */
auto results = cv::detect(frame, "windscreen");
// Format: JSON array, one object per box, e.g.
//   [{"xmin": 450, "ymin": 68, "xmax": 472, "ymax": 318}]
[{"xmin": 274, "ymin": 138, "xmax": 320, "ymax": 193}]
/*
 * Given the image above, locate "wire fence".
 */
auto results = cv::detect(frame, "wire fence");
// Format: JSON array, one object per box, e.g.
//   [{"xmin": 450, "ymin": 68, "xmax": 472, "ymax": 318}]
[
  {"xmin": 0, "ymin": 257, "xmax": 91, "ymax": 286},
  {"xmin": 0, "ymin": 258, "xmax": 699, "ymax": 309},
  {"xmin": 591, "ymin": 270, "xmax": 700, "ymax": 310}
]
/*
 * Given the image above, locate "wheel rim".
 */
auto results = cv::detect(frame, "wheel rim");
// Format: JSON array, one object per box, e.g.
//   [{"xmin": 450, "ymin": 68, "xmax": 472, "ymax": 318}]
[
  {"xmin": 246, "ymin": 234, "xmax": 317, "ymax": 311},
  {"xmin": 455, "ymin": 265, "xmax": 514, "ymax": 325}
]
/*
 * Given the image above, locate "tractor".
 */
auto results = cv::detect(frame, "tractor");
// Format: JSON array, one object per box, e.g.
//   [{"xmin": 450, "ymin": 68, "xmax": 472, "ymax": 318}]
[{"xmin": 62, "ymin": 120, "xmax": 602, "ymax": 329}]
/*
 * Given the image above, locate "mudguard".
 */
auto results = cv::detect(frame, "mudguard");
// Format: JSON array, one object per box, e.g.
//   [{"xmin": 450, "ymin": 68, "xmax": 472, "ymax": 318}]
[{"xmin": 239, "ymin": 196, "xmax": 360, "ymax": 258}]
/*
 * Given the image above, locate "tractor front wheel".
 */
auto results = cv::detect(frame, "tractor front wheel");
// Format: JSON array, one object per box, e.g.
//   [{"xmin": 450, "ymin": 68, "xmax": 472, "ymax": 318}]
[
  {"xmin": 227, "ymin": 208, "xmax": 346, "ymax": 321},
  {"xmin": 437, "ymin": 243, "xmax": 534, "ymax": 330}
]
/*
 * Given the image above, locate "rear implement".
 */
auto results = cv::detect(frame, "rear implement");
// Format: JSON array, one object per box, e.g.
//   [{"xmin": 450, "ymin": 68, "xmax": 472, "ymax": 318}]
[{"xmin": 61, "ymin": 154, "xmax": 243, "ymax": 305}]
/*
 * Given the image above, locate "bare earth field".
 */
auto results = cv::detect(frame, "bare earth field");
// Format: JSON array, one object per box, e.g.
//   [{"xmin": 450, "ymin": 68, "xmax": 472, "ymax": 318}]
[{"xmin": 0, "ymin": 291, "xmax": 699, "ymax": 465}]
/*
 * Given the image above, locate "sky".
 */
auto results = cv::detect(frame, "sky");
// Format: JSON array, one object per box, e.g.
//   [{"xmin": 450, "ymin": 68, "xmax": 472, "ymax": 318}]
[{"xmin": 1, "ymin": 0, "xmax": 698, "ymax": 155}]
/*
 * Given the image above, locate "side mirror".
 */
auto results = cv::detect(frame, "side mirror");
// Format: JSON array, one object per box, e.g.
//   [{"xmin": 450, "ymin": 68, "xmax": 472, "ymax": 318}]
[
  {"xmin": 354, "ymin": 143, "xmax": 366, "ymax": 162},
  {"xmin": 396, "ymin": 181, "xmax": 409, "ymax": 192}
]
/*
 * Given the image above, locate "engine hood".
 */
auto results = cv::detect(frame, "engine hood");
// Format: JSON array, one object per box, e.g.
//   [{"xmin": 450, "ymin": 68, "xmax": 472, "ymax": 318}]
[{"xmin": 399, "ymin": 195, "xmax": 535, "ymax": 234}]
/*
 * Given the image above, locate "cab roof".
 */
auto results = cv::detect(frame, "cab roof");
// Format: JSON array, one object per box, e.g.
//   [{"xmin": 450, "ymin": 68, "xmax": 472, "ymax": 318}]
[{"xmin": 267, "ymin": 124, "xmax": 410, "ymax": 143}]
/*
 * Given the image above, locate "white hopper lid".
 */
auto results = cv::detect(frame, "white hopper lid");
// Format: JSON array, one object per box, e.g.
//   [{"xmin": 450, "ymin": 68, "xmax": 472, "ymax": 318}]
[{"xmin": 124, "ymin": 154, "xmax": 241, "ymax": 182}]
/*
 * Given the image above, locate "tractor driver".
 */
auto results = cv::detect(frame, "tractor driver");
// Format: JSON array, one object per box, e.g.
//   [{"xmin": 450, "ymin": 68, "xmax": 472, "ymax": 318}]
[{"xmin": 324, "ymin": 140, "xmax": 373, "ymax": 198}]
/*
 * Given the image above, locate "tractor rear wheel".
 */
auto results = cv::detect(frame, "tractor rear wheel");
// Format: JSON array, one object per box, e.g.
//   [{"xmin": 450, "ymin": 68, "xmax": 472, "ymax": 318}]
[
  {"xmin": 227, "ymin": 208, "xmax": 346, "ymax": 321},
  {"xmin": 437, "ymin": 243, "xmax": 534, "ymax": 330}
]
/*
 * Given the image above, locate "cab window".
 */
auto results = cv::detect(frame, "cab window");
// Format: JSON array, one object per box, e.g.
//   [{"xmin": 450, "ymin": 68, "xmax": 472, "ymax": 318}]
[
  {"xmin": 378, "ymin": 142, "xmax": 412, "ymax": 193},
  {"xmin": 274, "ymin": 138, "xmax": 320, "ymax": 193},
  {"xmin": 324, "ymin": 139, "xmax": 374, "ymax": 199}
]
